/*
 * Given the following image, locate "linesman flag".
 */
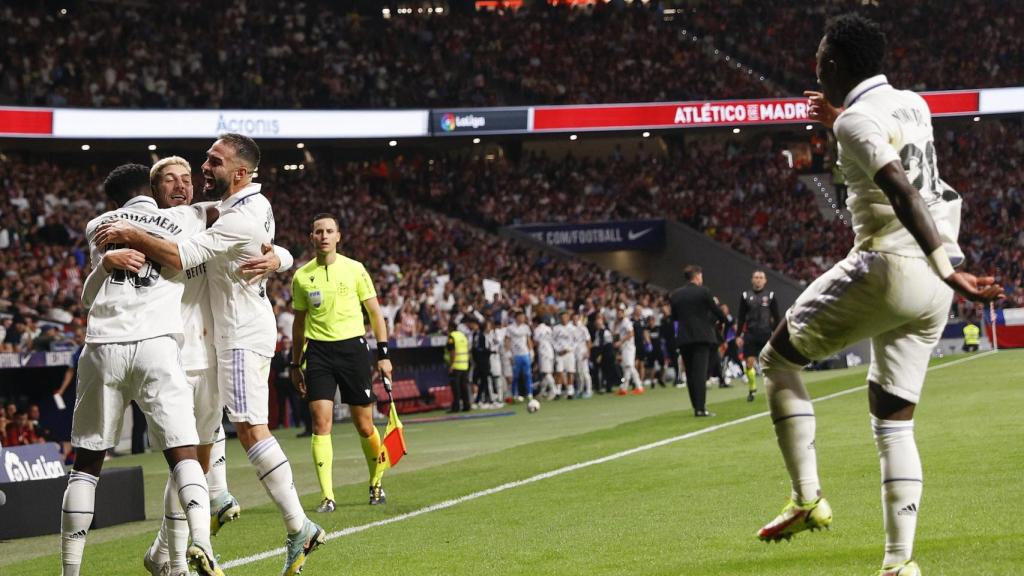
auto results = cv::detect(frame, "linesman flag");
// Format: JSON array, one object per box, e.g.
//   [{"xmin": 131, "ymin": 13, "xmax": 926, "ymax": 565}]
[{"xmin": 372, "ymin": 378, "xmax": 407, "ymax": 486}]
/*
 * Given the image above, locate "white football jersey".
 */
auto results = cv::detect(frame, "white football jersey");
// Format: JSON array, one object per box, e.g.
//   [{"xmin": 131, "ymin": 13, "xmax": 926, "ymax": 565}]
[
  {"xmin": 507, "ymin": 323, "xmax": 532, "ymax": 356},
  {"xmin": 552, "ymin": 323, "xmax": 574, "ymax": 354},
  {"xmin": 84, "ymin": 197, "xmax": 206, "ymax": 344},
  {"xmin": 834, "ymin": 74, "xmax": 963, "ymax": 263},
  {"xmin": 533, "ymin": 323, "xmax": 554, "ymax": 355},
  {"xmin": 573, "ymin": 323, "xmax": 591, "ymax": 356},
  {"xmin": 177, "ymin": 183, "xmax": 278, "ymax": 357},
  {"xmin": 615, "ymin": 320, "xmax": 635, "ymax": 351},
  {"xmin": 179, "ymin": 262, "xmax": 216, "ymax": 371}
]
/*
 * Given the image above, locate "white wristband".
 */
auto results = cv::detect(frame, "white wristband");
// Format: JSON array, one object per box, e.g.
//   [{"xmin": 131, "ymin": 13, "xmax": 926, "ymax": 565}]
[{"xmin": 928, "ymin": 247, "xmax": 955, "ymax": 279}]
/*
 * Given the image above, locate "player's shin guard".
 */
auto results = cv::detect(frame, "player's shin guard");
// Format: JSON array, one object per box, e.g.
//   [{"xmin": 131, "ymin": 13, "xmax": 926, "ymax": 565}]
[
  {"xmin": 161, "ymin": 473, "xmax": 189, "ymax": 572},
  {"xmin": 61, "ymin": 470, "xmax": 98, "ymax": 576},
  {"xmin": 172, "ymin": 459, "xmax": 213, "ymax": 554},
  {"xmin": 360, "ymin": 427, "xmax": 382, "ymax": 485},
  {"xmin": 206, "ymin": 427, "xmax": 228, "ymax": 501},
  {"xmin": 762, "ymin": 343, "xmax": 820, "ymax": 503},
  {"xmin": 310, "ymin": 434, "xmax": 335, "ymax": 501},
  {"xmin": 873, "ymin": 416, "xmax": 922, "ymax": 566},
  {"xmin": 248, "ymin": 437, "xmax": 305, "ymax": 534}
]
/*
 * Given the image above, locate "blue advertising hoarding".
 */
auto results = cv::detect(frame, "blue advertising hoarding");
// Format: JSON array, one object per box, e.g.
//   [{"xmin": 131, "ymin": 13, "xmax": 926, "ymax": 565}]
[{"xmin": 513, "ymin": 220, "xmax": 666, "ymax": 253}]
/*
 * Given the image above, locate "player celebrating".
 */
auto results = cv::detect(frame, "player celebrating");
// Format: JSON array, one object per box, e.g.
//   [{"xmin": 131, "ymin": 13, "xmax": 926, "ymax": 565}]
[
  {"xmin": 737, "ymin": 270, "xmax": 780, "ymax": 402},
  {"xmin": 290, "ymin": 213, "xmax": 393, "ymax": 510},
  {"xmin": 138, "ymin": 156, "xmax": 291, "ymax": 574},
  {"xmin": 96, "ymin": 134, "xmax": 326, "ymax": 576},
  {"xmin": 552, "ymin": 310, "xmax": 576, "ymax": 399},
  {"xmin": 756, "ymin": 15, "xmax": 1003, "ymax": 576},
  {"xmin": 65, "ymin": 165, "xmax": 222, "ymax": 576}
]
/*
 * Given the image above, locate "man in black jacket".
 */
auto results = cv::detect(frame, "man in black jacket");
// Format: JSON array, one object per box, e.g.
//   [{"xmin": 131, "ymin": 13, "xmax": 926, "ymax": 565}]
[{"xmin": 669, "ymin": 265, "xmax": 728, "ymax": 417}]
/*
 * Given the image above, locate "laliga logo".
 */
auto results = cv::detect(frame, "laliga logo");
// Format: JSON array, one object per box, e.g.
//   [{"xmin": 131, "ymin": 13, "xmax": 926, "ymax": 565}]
[
  {"xmin": 440, "ymin": 113, "xmax": 457, "ymax": 132},
  {"xmin": 3, "ymin": 449, "xmax": 65, "ymax": 482},
  {"xmin": 439, "ymin": 113, "xmax": 486, "ymax": 132}
]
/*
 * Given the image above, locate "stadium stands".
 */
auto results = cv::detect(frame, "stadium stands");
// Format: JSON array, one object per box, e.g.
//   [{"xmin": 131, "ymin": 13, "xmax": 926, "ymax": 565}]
[
  {"xmin": 0, "ymin": 2, "xmax": 773, "ymax": 109},
  {"xmin": 684, "ymin": 0, "xmax": 1024, "ymax": 95}
]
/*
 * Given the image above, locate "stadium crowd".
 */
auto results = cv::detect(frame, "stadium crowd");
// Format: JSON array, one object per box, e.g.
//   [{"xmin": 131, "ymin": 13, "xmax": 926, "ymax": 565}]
[
  {"xmin": 3, "ymin": 1, "xmax": 1022, "ymax": 112},
  {"xmin": 685, "ymin": 0, "xmax": 1024, "ymax": 95},
  {"xmin": 0, "ymin": 1, "xmax": 771, "ymax": 109}
]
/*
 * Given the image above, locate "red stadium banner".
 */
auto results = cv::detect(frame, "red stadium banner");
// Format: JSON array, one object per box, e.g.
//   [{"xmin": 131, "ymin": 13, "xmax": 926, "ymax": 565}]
[
  {"xmin": 532, "ymin": 91, "xmax": 983, "ymax": 132},
  {"xmin": 0, "ymin": 108, "xmax": 53, "ymax": 136},
  {"xmin": 921, "ymin": 91, "xmax": 980, "ymax": 117}
]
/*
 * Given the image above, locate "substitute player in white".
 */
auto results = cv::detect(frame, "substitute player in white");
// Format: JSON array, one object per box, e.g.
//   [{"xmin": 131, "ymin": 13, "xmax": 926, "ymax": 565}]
[
  {"xmin": 614, "ymin": 307, "xmax": 643, "ymax": 395},
  {"xmin": 552, "ymin": 311, "xmax": 577, "ymax": 399},
  {"xmin": 533, "ymin": 317, "xmax": 555, "ymax": 399},
  {"xmin": 756, "ymin": 15, "xmax": 1003, "ymax": 576},
  {"xmin": 97, "ymin": 134, "xmax": 325, "ymax": 576},
  {"xmin": 573, "ymin": 312, "xmax": 593, "ymax": 398},
  {"xmin": 65, "ymin": 164, "xmax": 223, "ymax": 576}
]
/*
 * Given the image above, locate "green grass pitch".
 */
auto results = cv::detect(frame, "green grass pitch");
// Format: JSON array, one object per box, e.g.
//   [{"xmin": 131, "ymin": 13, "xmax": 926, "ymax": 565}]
[{"xmin": 3, "ymin": 350, "xmax": 1021, "ymax": 575}]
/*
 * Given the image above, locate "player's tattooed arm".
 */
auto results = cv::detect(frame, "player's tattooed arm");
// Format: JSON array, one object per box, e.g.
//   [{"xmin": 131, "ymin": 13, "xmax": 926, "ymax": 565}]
[
  {"xmin": 94, "ymin": 220, "xmax": 184, "ymax": 270},
  {"xmin": 874, "ymin": 162, "xmax": 1003, "ymax": 303}
]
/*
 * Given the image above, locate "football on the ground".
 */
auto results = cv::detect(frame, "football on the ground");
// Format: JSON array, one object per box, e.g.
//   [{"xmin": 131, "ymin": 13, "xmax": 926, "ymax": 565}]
[{"xmin": 527, "ymin": 398, "xmax": 541, "ymax": 413}]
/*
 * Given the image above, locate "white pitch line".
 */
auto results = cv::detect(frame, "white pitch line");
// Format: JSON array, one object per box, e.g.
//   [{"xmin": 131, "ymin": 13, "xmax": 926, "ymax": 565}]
[{"xmin": 222, "ymin": 351, "xmax": 997, "ymax": 570}]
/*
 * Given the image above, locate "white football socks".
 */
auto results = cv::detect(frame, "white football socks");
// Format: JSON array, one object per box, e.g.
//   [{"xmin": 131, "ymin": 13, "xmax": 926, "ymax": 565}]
[
  {"xmin": 247, "ymin": 437, "xmax": 305, "ymax": 534},
  {"xmin": 873, "ymin": 416, "xmax": 923, "ymax": 566},
  {"xmin": 172, "ymin": 459, "xmax": 213, "ymax": 555},
  {"xmin": 60, "ymin": 470, "xmax": 98, "ymax": 576},
  {"xmin": 148, "ymin": 473, "xmax": 190, "ymax": 572},
  {"xmin": 207, "ymin": 428, "xmax": 229, "ymax": 501},
  {"xmin": 763, "ymin": 344, "xmax": 820, "ymax": 503}
]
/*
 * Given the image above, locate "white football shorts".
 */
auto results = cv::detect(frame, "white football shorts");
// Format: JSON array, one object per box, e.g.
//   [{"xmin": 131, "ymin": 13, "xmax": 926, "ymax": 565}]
[
  {"xmin": 217, "ymin": 348, "xmax": 272, "ymax": 425},
  {"xmin": 187, "ymin": 366, "xmax": 221, "ymax": 444},
  {"xmin": 555, "ymin": 351, "xmax": 576, "ymax": 374},
  {"xmin": 72, "ymin": 336, "xmax": 198, "ymax": 451},
  {"xmin": 786, "ymin": 250, "xmax": 953, "ymax": 404}
]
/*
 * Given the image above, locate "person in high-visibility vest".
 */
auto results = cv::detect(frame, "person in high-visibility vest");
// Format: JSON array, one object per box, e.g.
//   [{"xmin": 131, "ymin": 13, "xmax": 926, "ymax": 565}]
[
  {"xmin": 962, "ymin": 322, "xmax": 980, "ymax": 352},
  {"xmin": 291, "ymin": 213, "xmax": 393, "ymax": 511},
  {"xmin": 446, "ymin": 321, "xmax": 471, "ymax": 413}
]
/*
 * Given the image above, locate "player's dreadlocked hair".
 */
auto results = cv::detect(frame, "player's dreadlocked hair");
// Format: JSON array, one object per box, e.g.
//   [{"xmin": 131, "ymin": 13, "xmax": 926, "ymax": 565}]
[
  {"xmin": 103, "ymin": 163, "xmax": 151, "ymax": 206},
  {"xmin": 824, "ymin": 13, "xmax": 886, "ymax": 80}
]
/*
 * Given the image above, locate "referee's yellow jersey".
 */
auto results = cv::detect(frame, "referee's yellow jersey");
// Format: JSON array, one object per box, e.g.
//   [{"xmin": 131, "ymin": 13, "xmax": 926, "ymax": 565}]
[{"xmin": 292, "ymin": 255, "xmax": 376, "ymax": 341}]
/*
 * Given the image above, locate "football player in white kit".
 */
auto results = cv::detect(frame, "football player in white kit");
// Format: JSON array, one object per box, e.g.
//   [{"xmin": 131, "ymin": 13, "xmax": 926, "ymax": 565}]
[
  {"xmin": 572, "ymin": 312, "xmax": 593, "ymax": 398},
  {"xmin": 552, "ymin": 311, "xmax": 577, "ymax": 399},
  {"xmin": 135, "ymin": 156, "xmax": 293, "ymax": 575},
  {"xmin": 755, "ymin": 15, "xmax": 1003, "ymax": 576},
  {"xmin": 63, "ymin": 164, "xmax": 223, "ymax": 576},
  {"xmin": 96, "ymin": 134, "xmax": 326, "ymax": 576},
  {"xmin": 614, "ymin": 307, "xmax": 643, "ymax": 395},
  {"xmin": 485, "ymin": 319, "xmax": 506, "ymax": 408},
  {"xmin": 533, "ymin": 316, "xmax": 556, "ymax": 399}
]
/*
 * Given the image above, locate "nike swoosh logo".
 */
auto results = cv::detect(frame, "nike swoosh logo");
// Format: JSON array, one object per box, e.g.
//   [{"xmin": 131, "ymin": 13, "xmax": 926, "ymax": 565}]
[{"xmin": 627, "ymin": 228, "xmax": 653, "ymax": 241}]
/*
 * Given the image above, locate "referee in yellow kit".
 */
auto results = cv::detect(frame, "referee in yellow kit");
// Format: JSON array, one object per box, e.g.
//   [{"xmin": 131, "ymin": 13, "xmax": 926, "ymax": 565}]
[{"xmin": 291, "ymin": 213, "xmax": 393, "ymax": 512}]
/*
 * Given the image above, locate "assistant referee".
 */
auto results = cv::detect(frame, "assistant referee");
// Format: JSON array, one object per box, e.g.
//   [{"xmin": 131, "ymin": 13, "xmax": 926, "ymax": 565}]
[{"xmin": 291, "ymin": 213, "xmax": 393, "ymax": 512}]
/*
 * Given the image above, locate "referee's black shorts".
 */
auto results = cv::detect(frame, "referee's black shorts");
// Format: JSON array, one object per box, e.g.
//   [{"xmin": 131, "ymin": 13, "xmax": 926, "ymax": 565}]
[
  {"xmin": 742, "ymin": 332, "xmax": 771, "ymax": 359},
  {"xmin": 304, "ymin": 337, "xmax": 375, "ymax": 406}
]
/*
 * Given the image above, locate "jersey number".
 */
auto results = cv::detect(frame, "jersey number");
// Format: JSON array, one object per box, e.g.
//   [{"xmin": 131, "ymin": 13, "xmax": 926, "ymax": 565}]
[
  {"xmin": 899, "ymin": 142, "xmax": 940, "ymax": 200},
  {"xmin": 106, "ymin": 244, "xmax": 162, "ymax": 288},
  {"xmin": 899, "ymin": 142, "xmax": 961, "ymax": 203}
]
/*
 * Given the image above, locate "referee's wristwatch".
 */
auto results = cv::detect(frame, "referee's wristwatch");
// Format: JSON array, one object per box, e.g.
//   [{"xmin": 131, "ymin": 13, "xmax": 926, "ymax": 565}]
[{"xmin": 288, "ymin": 362, "xmax": 301, "ymax": 368}]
